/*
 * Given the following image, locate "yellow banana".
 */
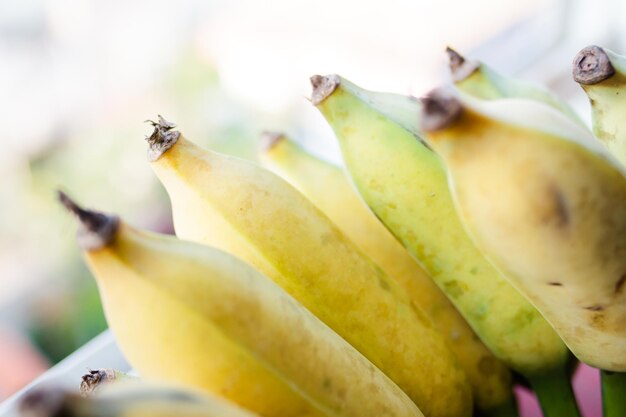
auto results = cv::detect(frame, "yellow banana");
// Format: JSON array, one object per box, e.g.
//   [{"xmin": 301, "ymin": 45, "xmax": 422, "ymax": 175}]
[
  {"xmin": 19, "ymin": 383, "xmax": 260, "ymax": 417},
  {"xmin": 258, "ymin": 132, "xmax": 514, "ymax": 413},
  {"xmin": 447, "ymin": 47, "xmax": 584, "ymax": 127},
  {"xmin": 311, "ymin": 75, "xmax": 576, "ymax": 416},
  {"xmin": 573, "ymin": 45, "xmax": 626, "ymax": 167},
  {"xmin": 60, "ymin": 192, "xmax": 424, "ymax": 417},
  {"xmin": 146, "ymin": 117, "xmax": 472, "ymax": 417},
  {"xmin": 420, "ymin": 89, "xmax": 626, "ymax": 372},
  {"xmin": 421, "ymin": 88, "xmax": 626, "ymax": 416}
]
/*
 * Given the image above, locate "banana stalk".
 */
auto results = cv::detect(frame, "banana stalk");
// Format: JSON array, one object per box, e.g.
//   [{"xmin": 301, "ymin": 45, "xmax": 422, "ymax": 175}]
[
  {"xmin": 259, "ymin": 133, "xmax": 515, "ymax": 414},
  {"xmin": 421, "ymin": 89, "xmax": 626, "ymax": 414},
  {"xmin": 573, "ymin": 45, "xmax": 626, "ymax": 167},
  {"xmin": 80, "ymin": 369, "xmax": 134, "ymax": 397},
  {"xmin": 59, "ymin": 192, "xmax": 425, "ymax": 417},
  {"xmin": 311, "ymin": 74, "xmax": 576, "ymax": 417}
]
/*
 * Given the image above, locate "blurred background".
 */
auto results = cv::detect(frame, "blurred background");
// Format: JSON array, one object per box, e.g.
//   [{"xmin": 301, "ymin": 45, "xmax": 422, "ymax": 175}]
[{"xmin": 0, "ymin": 0, "xmax": 624, "ymax": 413}]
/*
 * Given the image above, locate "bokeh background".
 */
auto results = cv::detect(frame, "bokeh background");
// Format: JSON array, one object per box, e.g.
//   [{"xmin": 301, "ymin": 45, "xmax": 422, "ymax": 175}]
[{"xmin": 1, "ymin": 0, "xmax": 624, "ymax": 415}]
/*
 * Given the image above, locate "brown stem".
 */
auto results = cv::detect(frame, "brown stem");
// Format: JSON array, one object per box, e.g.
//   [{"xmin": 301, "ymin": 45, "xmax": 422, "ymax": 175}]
[
  {"xmin": 58, "ymin": 191, "xmax": 119, "ymax": 250},
  {"xmin": 145, "ymin": 115, "xmax": 180, "ymax": 161},
  {"xmin": 446, "ymin": 47, "xmax": 480, "ymax": 82},
  {"xmin": 420, "ymin": 88, "xmax": 463, "ymax": 132},
  {"xmin": 310, "ymin": 74, "xmax": 341, "ymax": 105},
  {"xmin": 80, "ymin": 369, "xmax": 117, "ymax": 397},
  {"xmin": 573, "ymin": 45, "xmax": 615, "ymax": 85},
  {"xmin": 260, "ymin": 131, "xmax": 286, "ymax": 152},
  {"xmin": 19, "ymin": 387, "xmax": 72, "ymax": 417}
]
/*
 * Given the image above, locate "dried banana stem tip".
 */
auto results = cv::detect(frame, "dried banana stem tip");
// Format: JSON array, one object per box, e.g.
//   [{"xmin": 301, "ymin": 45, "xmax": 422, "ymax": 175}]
[
  {"xmin": 19, "ymin": 387, "xmax": 70, "ymax": 417},
  {"xmin": 260, "ymin": 131, "xmax": 286, "ymax": 152},
  {"xmin": 58, "ymin": 191, "xmax": 119, "ymax": 250},
  {"xmin": 310, "ymin": 74, "xmax": 341, "ymax": 105},
  {"xmin": 446, "ymin": 47, "xmax": 480, "ymax": 82},
  {"xmin": 145, "ymin": 115, "xmax": 180, "ymax": 161},
  {"xmin": 420, "ymin": 89, "xmax": 463, "ymax": 132},
  {"xmin": 80, "ymin": 369, "xmax": 116, "ymax": 397},
  {"xmin": 573, "ymin": 45, "xmax": 615, "ymax": 85}
]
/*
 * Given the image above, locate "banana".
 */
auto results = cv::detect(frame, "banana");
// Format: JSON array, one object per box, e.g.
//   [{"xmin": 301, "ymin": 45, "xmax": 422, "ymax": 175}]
[
  {"xmin": 420, "ymin": 88, "xmax": 626, "ymax": 371},
  {"xmin": 447, "ymin": 47, "xmax": 584, "ymax": 126},
  {"xmin": 421, "ymin": 88, "xmax": 626, "ymax": 416},
  {"xmin": 19, "ymin": 383, "xmax": 260, "ymax": 417},
  {"xmin": 80, "ymin": 369, "xmax": 134, "ymax": 396},
  {"xmin": 59, "ymin": 192, "xmax": 425, "ymax": 417},
  {"xmin": 146, "ymin": 117, "xmax": 472, "ymax": 417},
  {"xmin": 573, "ymin": 45, "xmax": 626, "ymax": 166},
  {"xmin": 311, "ymin": 75, "xmax": 576, "ymax": 416},
  {"xmin": 258, "ymin": 132, "xmax": 514, "ymax": 413}
]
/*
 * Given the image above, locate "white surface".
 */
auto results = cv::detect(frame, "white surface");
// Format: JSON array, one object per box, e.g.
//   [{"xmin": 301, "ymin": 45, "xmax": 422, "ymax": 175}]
[{"xmin": 0, "ymin": 330, "xmax": 129, "ymax": 417}]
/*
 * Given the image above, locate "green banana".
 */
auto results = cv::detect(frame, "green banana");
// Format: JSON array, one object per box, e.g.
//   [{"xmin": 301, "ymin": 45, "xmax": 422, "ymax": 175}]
[
  {"xmin": 60, "ymin": 192, "xmax": 425, "ymax": 417},
  {"xmin": 258, "ymin": 132, "xmax": 515, "ymax": 414},
  {"xmin": 311, "ymin": 75, "xmax": 576, "ymax": 416},
  {"xmin": 447, "ymin": 47, "xmax": 584, "ymax": 127},
  {"xmin": 146, "ymin": 117, "xmax": 472, "ymax": 417},
  {"xmin": 19, "ymin": 383, "xmax": 260, "ymax": 417},
  {"xmin": 573, "ymin": 45, "xmax": 626, "ymax": 167},
  {"xmin": 421, "ymin": 89, "xmax": 626, "ymax": 415}
]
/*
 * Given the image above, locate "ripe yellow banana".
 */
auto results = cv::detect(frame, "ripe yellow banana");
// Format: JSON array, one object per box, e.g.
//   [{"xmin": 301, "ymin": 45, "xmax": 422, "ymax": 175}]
[
  {"xmin": 60, "ymin": 192, "xmax": 425, "ymax": 417},
  {"xmin": 420, "ymin": 89, "xmax": 626, "ymax": 372},
  {"xmin": 573, "ymin": 45, "xmax": 626, "ymax": 167},
  {"xmin": 422, "ymin": 88, "xmax": 626, "ymax": 414},
  {"xmin": 311, "ymin": 75, "xmax": 576, "ymax": 416},
  {"xmin": 146, "ymin": 117, "xmax": 472, "ymax": 417},
  {"xmin": 20, "ymin": 383, "xmax": 260, "ymax": 417},
  {"xmin": 258, "ymin": 132, "xmax": 514, "ymax": 414},
  {"xmin": 447, "ymin": 47, "xmax": 584, "ymax": 127}
]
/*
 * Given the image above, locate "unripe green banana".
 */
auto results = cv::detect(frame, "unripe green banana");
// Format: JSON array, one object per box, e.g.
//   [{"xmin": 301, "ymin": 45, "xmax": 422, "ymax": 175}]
[
  {"xmin": 59, "ymin": 192, "xmax": 425, "ymax": 417},
  {"xmin": 573, "ymin": 45, "xmax": 626, "ymax": 167},
  {"xmin": 146, "ymin": 117, "xmax": 472, "ymax": 417},
  {"xmin": 19, "ymin": 383, "xmax": 260, "ymax": 417},
  {"xmin": 447, "ymin": 47, "xmax": 584, "ymax": 127},
  {"xmin": 258, "ymin": 133, "xmax": 515, "ymax": 414},
  {"xmin": 311, "ymin": 75, "xmax": 576, "ymax": 416}
]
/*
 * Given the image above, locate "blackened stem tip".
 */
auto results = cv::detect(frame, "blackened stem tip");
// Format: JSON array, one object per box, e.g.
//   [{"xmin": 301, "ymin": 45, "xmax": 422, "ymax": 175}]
[
  {"xmin": 420, "ymin": 89, "xmax": 463, "ymax": 132},
  {"xmin": 260, "ymin": 131, "xmax": 286, "ymax": 152},
  {"xmin": 310, "ymin": 74, "xmax": 341, "ymax": 105},
  {"xmin": 145, "ymin": 115, "xmax": 180, "ymax": 162},
  {"xmin": 446, "ymin": 46, "xmax": 480, "ymax": 82},
  {"xmin": 58, "ymin": 190, "xmax": 119, "ymax": 250},
  {"xmin": 573, "ymin": 45, "xmax": 615, "ymax": 85}
]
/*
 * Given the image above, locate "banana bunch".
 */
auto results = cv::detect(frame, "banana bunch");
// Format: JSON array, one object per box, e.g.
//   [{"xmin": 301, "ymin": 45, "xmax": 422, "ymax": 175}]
[{"xmin": 28, "ymin": 42, "xmax": 626, "ymax": 417}]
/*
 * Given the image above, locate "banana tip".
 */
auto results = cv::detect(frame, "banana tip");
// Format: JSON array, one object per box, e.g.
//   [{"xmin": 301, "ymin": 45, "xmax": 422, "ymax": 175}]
[
  {"xmin": 420, "ymin": 89, "xmax": 463, "ymax": 132},
  {"xmin": 58, "ymin": 190, "xmax": 119, "ymax": 250},
  {"xmin": 145, "ymin": 115, "xmax": 180, "ymax": 161},
  {"xmin": 259, "ymin": 131, "xmax": 286, "ymax": 152},
  {"xmin": 310, "ymin": 74, "xmax": 340, "ymax": 105},
  {"xmin": 446, "ymin": 47, "xmax": 480, "ymax": 82},
  {"xmin": 80, "ymin": 369, "xmax": 115, "ymax": 397},
  {"xmin": 573, "ymin": 45, "xmax": 615, "ymax": 85},
  {"xmin": 19, "ymin": 387, "xmax": 69, "ymax": 417}
]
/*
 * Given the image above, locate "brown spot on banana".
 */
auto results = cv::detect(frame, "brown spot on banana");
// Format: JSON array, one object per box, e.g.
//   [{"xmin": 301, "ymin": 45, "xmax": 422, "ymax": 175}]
[{"xmin": 615, "ymin": 274, "xmax": 626, "ymax": 295}]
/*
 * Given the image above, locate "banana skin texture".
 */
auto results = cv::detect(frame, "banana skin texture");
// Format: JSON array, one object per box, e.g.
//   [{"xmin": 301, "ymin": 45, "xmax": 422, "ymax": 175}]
[
  {"xmin": 259, "ymin": 134, "xmax": 513, "ymax": 412},
  {"xmin": 60, "ymin": 192, "xmax": 425, "ymax": 417},
  {"xmin": 146, "ymin": 118, "xmax": 472, "ymax": 417},
  {"xmin": 573, "ymin": 45, "xmax": 626, "ymax": 167},
  {"xmin": 421, "ymin": 90, "xmax": 626, "ymax": 372},
  {"xmin": 311, "ymin": 74, "xmax": 570, "ymax": 378}
]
